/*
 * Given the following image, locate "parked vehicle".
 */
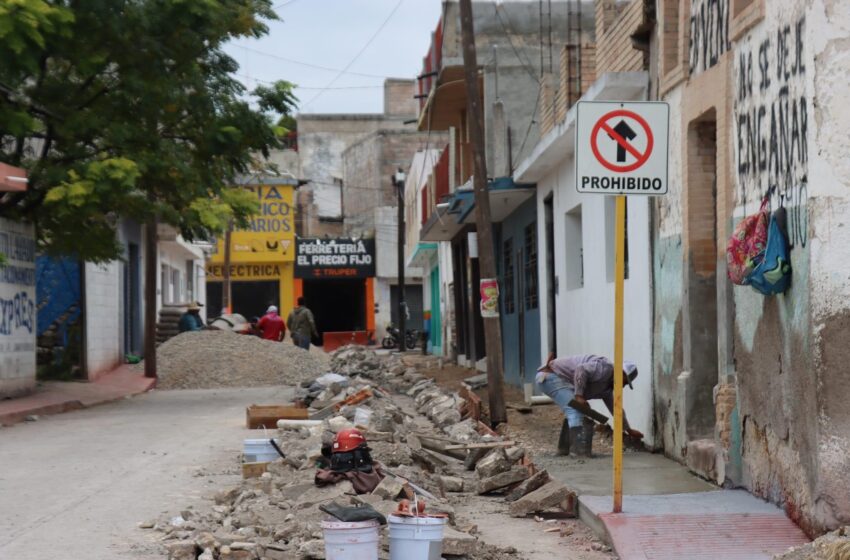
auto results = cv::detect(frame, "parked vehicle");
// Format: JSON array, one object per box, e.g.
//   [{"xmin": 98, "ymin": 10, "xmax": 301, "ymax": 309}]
[{"xmin": 381, "ymin": 323, "xmax": 419, "ymax": 350}]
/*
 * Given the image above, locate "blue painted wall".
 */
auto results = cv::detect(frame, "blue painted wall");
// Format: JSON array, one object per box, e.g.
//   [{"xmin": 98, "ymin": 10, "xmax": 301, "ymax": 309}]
[
  {"xmin": 36, "ymin": 256, "xmax": 81, "ymax": 337},
  {"xmin": 497, "ymin": 197, "xmax": 541, "ymax": 387}
]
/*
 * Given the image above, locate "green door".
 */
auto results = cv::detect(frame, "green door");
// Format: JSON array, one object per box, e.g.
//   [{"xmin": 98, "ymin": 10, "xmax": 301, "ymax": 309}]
[{"xmin": 430, "ymin": 265, "xmax": 442, "ymax": 352}]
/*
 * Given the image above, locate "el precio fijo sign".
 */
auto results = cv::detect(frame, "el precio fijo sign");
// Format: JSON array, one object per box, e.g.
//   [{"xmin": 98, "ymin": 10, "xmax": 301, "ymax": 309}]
[{"xmin": 575, "ymin": 101, "xmax": 669, "ymax": 195}]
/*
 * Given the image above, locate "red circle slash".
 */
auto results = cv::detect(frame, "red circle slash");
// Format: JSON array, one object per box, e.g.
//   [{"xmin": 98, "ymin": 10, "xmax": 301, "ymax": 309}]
[{"xmin": 590, "ymin": 110, "xmax": 654, "ymax": 173}]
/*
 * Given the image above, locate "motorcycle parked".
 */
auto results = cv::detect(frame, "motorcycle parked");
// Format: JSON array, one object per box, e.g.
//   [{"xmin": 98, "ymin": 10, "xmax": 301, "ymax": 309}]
[{"xmin": 381, "ymin": 322, "xmax": 419, "ymax": 350}]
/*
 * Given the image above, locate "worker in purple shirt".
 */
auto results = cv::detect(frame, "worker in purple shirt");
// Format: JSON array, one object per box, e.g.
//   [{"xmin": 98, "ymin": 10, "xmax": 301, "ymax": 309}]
[{"xmin": 536, "ymin": 353, "xmax": 643, "ymax": 457}]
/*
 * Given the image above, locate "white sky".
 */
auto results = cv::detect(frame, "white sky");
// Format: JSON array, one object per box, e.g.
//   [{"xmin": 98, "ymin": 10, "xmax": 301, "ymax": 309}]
[{"xmin": 225, "ymin": 0, "xmax": 444, "ymax": 115}]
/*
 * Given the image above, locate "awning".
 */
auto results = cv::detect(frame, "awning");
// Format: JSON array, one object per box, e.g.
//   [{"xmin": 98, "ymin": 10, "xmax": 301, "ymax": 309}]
[
  {"xmin": 419, "ymin": 177, "xmax": 535, "ymax": 241},
  {"xmin": 406, "ymin": 242, "xmax": 439, "ymax": 269}
]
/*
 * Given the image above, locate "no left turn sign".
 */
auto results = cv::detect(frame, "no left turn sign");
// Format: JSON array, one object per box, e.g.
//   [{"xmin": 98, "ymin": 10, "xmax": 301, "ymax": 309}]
[{"xmin": 575, "ymin": 101, "xmax": 669, "ymax": 195}]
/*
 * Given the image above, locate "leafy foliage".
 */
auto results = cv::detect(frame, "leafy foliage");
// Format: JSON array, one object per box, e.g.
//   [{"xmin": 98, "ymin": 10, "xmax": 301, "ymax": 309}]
[{"xmin": 0, "ymin": 0, "xmax": 297, "ymax": 261}]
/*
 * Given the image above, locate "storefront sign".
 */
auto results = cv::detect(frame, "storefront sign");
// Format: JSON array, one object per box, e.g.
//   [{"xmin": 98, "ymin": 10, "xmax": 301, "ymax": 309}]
[
  {"xmin": 295, "ymin": 238, "xmax": 376, "ymax": 279},
  {"xmin": 480, "ymin": 278, "xmax": 499, "ymax": 318},
  {"xmin": 210, "ymin": 184, "xmax": 296, "ymax": 264},
  {"xmin": 0, "ymin": 218, "xmax": 36, "ymax": 391},
  {"xmin": 205, "ymin": 263, "xmax": 284, "ymax": 281}
]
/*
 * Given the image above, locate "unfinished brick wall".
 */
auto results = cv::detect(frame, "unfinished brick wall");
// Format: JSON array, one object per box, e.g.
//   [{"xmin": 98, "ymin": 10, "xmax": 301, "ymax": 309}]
[
  {"xmin": 594, "ymin": 0, "xmax": 646, "ymax": 74},
  {"xmin": 687, "ymin": 118, "xmax": 718, "ymax": 278}
]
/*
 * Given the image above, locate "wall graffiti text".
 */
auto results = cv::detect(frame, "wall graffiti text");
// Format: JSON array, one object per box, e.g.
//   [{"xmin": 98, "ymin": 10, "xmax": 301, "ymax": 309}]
[
  {"xmin": 689, "ymin": 0, "xmax": 731, "ymax": 75},
  {"xmin": 735, "ymin": 16, "xmax": 808, "ymax": 248}
]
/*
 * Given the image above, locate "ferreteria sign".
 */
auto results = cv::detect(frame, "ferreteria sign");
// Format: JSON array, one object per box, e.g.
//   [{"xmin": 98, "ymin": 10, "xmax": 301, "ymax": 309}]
[
  {"xmin": 295, "ymin": 238, "xmax": 376, "ymax": 279},
  {"xmin": 575, "ymin": 101, "xmax": 669, "ymax": 195}
]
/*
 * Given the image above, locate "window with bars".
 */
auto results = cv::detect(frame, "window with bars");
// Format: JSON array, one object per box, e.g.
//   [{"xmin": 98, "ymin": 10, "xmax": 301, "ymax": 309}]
[
  {"xmin": 503, "ymin": 238, "xmax": 515, "ymax": 315},
  {"xmin": 524, "ymin": 224, "xmax": 538, "ymax": 309}
]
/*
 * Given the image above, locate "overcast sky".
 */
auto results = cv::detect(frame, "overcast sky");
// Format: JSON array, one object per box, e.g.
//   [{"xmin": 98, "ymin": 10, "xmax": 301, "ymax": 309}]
[{"xmin": 225, "ymin": 0, "xmax": 443, "ymax": 115}]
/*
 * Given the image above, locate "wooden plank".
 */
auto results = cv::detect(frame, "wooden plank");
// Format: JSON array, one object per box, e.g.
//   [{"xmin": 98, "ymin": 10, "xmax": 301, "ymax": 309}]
[
  {"xmin": 242, "ymin": 462, "xmax": 269, "ymax": 479},
  {"xmin": 444, "ymin": 440, "xmax": 516, "ymax": 451},
  {"xmin": 246, "ymin": 405, "xmax": 308, "ymax": 429},
  {"xmin": 458, "ymin": 383, "xmax": 481, "ymax": 421}
]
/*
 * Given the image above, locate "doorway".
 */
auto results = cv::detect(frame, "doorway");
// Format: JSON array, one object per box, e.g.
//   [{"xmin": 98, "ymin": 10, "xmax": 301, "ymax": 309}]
[
  {"xmin": 303, "ymin": 278, "xmax": 367, "ymax": 337},
  {"xmin": 685, "ymin": 113, "xmax": 719, "ymax": 440},
  {"xmin": 544, "ymin": 193, "xmax": 557, "ymax": 355},
  {"xmin": 206, "ymin": 280, "xmax": 280, "ymax": 321}
]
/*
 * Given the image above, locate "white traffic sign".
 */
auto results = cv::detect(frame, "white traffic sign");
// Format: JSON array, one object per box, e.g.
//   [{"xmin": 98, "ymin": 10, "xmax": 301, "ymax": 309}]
[{"xmin": 575, "ymin": 101, "xmax": 669, "ymax": 195}]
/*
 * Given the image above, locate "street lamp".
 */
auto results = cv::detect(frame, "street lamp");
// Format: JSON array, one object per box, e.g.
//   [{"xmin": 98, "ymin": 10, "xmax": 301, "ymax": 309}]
[{"xmin": 392, "ymin": 169, "xmax": 406, "ymax": 353}]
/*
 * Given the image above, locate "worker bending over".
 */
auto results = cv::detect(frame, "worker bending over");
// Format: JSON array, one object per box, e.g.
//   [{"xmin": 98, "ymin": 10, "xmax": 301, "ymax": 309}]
[{"xmin": 536, "ymin": 353, "xmax": 643, "ymax": 457}]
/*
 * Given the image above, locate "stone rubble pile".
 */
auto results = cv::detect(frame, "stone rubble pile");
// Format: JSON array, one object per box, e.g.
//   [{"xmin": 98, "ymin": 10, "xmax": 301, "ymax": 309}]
[
  {"xmin": 148, "ymin": 345, "xmax": 580, "ymax": 559},
  {"xmin": 773, "ymin": 526, "xmax": 850, "ymax": 560}
]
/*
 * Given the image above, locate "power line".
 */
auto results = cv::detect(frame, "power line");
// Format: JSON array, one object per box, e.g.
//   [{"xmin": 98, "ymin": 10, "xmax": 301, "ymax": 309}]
[
  {"xmin": 493, "ymin": 5, "xmax": 539, "ymax": 82},
  {"xmin": 236, "ymin": 74, "xmax": 384, "ymax": 90},
  {"xmin": 302, "ymin": 0, "xmax": 406, "ymax": 109},
  {"xmin": 231, "ymin": 44, "xmax": 391, "ymax": 79},
  {"xmin": 273, "ymin": 0, "xmax": 300, "ymax": 9}
]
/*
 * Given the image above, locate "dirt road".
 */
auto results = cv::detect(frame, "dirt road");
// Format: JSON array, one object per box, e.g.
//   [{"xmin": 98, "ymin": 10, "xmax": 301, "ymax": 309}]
[{"xmin": 0, "ymin": 386, "xmax": 294, "ymax": 560}]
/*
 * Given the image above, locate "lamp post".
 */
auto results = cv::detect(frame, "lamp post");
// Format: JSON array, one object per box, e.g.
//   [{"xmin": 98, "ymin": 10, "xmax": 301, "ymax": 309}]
[{"xmin": 393, "ymin": 169, "xmax": 406, "ymax": 353}]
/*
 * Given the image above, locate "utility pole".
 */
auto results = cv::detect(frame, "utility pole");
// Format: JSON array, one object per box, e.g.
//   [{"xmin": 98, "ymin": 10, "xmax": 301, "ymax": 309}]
[
  {"xmin": 393, "ymin": 169, "xmax": 407, "ymax": 353},
  {"xmin": 143, "ymin": 215, "xmax": 157, "ymax": 379},
  {"xmin": 459, "ymin": 0, "xmax": 507, "ymax": 426},
  {"xmin": 222, "ymin": 221, "xmax": 233, "ymax": 314}
]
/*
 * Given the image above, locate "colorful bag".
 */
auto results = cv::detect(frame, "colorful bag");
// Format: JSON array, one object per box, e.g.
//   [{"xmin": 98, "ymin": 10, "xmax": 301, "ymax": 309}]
[
  {"xmin": 726, "ymin": 198, "xmax": 769, "ymax": 285},
  {"xmin": 746, "ymin": 207, "xmax": 792, "ymax": 296}
]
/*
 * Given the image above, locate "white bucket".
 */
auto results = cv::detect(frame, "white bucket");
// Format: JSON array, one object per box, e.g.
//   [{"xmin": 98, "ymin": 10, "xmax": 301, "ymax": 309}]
[
  {"xmin": 388, "ymin": 515, "xmax": 447, "ymax": 560},
  {"xmin": 242, "ymin": 438, "xmax": 278, "ymax": 463},
  {"xmin": 321, "ymin": 519, "xmax": 380, "ymax": 560}
]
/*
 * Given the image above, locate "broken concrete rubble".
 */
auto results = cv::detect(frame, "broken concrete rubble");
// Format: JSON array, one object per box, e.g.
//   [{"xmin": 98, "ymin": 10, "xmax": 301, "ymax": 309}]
[
  {"xmin": 152, "ymin": 345, "xmax": 561, "ymax": 559},
  {"xmin": 509, "ymin": 480, "xmax": 576, "ymax": 518}
]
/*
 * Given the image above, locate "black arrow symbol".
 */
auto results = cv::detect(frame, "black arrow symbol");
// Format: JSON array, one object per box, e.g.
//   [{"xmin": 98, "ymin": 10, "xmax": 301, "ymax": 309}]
[{"xmin": 608, "ymin": 120, "xmax": 638, "ymax": 162}]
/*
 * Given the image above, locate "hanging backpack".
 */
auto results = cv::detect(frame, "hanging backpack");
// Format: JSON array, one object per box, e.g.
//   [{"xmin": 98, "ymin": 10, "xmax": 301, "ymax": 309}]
[
  {"xmin": 746, "ymin": 207, "xmax": 792, "ymax": 296},
  {"xmin": 726, "ymin": 197, "xmax": 770, "ymax": 285}
]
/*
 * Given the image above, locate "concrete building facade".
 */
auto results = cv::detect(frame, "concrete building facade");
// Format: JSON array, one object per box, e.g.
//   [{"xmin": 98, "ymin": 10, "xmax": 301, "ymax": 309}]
[{"xmin": 650, "ymin": 0, "xmax": 850, "ymax": 534}]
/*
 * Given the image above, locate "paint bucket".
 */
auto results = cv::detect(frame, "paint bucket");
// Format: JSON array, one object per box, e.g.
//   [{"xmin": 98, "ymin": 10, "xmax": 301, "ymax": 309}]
[
  {"xmin": 388, "ymin": 515, "xmax": 447, "ymax": 560},
  {"xmin": 321, "ymin": 519, "xmax": 380, "ymax": 560},
  {"xmin": 242, "ymin": 438, "xmax": 278, "ymax": 463}
]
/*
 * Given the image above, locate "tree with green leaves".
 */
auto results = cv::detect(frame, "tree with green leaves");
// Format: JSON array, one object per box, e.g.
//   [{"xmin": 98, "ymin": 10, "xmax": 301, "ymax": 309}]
[{"xmin": 0, "ymin": 0, "xmax": 298, "ymax": 376}]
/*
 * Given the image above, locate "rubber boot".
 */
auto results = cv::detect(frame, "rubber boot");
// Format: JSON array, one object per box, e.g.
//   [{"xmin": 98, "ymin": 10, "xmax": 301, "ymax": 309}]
[
  {"xmin": 580, "ymin": 418, "xmax": 595, "ymax": 457},
  {"xmin": 556, "ymin": 419, "xmax": 571, "ymax": 456},
  {"xmin": 570, "ymin": 426, "xmax": 593, "ymax": 458}
]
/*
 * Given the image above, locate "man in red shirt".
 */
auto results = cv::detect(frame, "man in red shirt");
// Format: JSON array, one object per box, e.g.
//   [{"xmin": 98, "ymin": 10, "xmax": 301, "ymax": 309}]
[{"xmin": 256, "ymin": 305, "xmax": 285, "ymax": 342}]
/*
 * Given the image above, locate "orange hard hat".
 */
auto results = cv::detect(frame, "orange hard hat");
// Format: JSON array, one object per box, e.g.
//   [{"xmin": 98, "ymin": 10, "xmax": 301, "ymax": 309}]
[{"xmin": 333, "ymin": 428, "xmax": 367, "ymax": 453}]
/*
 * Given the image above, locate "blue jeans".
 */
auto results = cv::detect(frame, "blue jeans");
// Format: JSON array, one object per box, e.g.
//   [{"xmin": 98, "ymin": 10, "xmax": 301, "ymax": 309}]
[
  {"xmin": 293, "ymin": 333, "xmax": 310, "ymax": 350},
  {"xmin": 538, "ymin": 374, "xmax": 583, "ymax": 428}
]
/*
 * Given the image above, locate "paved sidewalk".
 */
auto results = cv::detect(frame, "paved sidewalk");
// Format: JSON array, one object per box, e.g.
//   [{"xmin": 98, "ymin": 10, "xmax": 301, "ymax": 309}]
[
  {"xmin": 540, "ymin": 451, "xmax": 810, "ymax": 559},
  {"xmin": 0, "ymin": 365, "xmax": 155, "ymax": 426}
]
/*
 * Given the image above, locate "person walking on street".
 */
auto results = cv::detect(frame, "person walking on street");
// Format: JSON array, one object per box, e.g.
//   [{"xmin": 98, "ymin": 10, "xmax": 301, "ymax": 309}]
[
  {"xmin": 287, "ymin": 297, "xmax": 318, "ymax": 350},
  {"xmin": 257, "ymin": 305, "xmax": 286, "ymax": 342},
  {"xmin": 178, "ymin": 301, "xmax": 205, "ymax": 333},
  {"xmin": 536, "ymin": 353, "xmax": 643, "ymax": 457}
]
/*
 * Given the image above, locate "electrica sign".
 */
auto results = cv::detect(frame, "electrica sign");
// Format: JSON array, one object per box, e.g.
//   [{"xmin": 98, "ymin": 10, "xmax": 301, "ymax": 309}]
[{"xmin": 575, "ymin": 101, "xmax": 669, "ymax": 195}]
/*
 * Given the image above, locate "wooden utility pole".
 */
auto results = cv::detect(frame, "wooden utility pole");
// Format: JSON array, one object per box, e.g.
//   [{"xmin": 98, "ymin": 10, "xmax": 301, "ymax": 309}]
[
  {"xmin": 143, "ymin": 216, "xmax": 158, "ymax": 379},
  {"xmin": 222, "ymin": 222, "xmax": 233, "ymax": 314},
  {"xmin": 458, "ymin": 0, "xmax": 507, "ymax": 426}
]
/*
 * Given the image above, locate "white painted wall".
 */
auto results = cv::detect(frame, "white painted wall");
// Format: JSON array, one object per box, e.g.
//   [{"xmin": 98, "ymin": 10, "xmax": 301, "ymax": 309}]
[
  {"xmin": 438, "ymin": 242, "xmax": 454, "ymax": 359},
  {"xmin": 0, "ymin": 218, "xmax": 36, "ymax": 398},
  {"xmin": 535, "ymin": 154, "xmax": 655, "ymax": 445},
  {"xmin": 156, "ymin": 238, "xmax": 207, "ymax": 321},
  {"xmin": 84, "ymin": 260, "xmax": 122, "ymax": 379}
]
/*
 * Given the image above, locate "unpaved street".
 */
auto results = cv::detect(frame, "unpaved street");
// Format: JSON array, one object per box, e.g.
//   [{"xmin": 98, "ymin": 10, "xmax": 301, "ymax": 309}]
[{"xmin": 0, "ymin": 386, "xmax": 294, "ymax": 560}]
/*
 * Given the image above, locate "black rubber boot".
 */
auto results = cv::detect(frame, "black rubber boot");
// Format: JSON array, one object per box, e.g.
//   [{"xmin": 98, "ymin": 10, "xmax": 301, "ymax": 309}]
[
  {"xmin": 570, "ymin": 426, "xmax": 593, "ymax": 457},
  {"xmin": 580, "ymin": 418, "xmax": 595, "ymax": 457},
  {"xmin": 556, "ymin": 419, "xmax": 571, "ymax": 456}
]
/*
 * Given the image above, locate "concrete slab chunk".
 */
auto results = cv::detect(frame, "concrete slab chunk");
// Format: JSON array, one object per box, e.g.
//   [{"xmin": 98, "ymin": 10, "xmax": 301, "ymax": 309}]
[
  {"xmin": 477, "ymin": 467, "xmax": 529, "ymax": 495},
  {"xmin": 509, "ymin": 480, "xmax": 575, "ymax": 517}
]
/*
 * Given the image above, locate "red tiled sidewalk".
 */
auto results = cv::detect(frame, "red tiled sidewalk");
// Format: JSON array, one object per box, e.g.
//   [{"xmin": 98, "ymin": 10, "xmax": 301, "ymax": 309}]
[
  {"xmin": 0, "ymin": 365, "xmax": 155, "ymax": 426},
  {"xmin": 582, "ymin": 491, "xmax": 810, "ymax": 560}
]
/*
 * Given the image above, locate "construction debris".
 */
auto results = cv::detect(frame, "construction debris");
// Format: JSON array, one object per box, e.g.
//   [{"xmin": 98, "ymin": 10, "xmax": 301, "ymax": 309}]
[
  {"xmin": 151, "ymin": 345, "xmax": 588, "ymax": 559},
  {"xmin": 773, "ymin": 526, "xmax": 850, "ymax": 559},
  {"xmin": 149, "ymin": 331, "xmax": 329, "ymax": 390}
]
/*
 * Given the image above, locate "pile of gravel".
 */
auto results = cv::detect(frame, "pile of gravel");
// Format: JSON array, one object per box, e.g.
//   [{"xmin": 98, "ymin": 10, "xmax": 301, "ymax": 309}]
[{"xmin": 151, "ymin": 331, "xmax": 329, "ymax": 390}]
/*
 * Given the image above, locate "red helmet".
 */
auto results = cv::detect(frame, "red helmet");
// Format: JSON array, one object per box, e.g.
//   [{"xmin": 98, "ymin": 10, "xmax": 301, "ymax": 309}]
[{"xmin": 333, "ymin": 428, "xmax": 367, "ymax": 453}]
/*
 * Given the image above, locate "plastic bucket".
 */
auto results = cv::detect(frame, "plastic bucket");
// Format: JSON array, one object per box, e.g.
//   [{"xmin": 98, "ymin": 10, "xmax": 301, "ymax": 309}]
[
  {"xmin": 321, "ymin": 519, "xmax": 380, "ymax": 560},
  {"xmin": 243, "ymin": 438, "xmax": 278, "ymax": 463},
  {"xmin": 388, "ymin": 515, "xmax": 447, "ymax": 560}
]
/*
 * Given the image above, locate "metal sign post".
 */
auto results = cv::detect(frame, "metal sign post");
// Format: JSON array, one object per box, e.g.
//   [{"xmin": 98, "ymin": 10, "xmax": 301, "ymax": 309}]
[{"xmin": 574, "ymin": 100, "xmax": 669, "ymax": 514}]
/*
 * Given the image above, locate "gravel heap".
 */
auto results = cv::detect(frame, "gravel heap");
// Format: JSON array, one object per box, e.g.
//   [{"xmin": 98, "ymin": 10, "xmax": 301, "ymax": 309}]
[
  {"xmin": 774, "ymin": 526, "xmax": 850, "ymax": 559},
  {"xmin": 153, "ymin": 331, "xmax": 329, "ymax": 390}
]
